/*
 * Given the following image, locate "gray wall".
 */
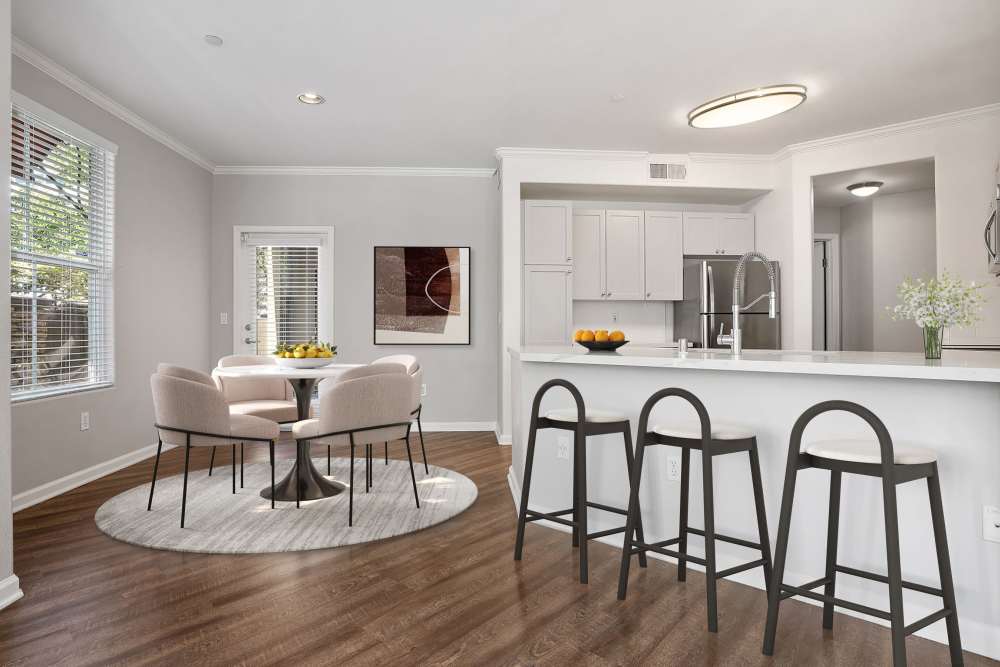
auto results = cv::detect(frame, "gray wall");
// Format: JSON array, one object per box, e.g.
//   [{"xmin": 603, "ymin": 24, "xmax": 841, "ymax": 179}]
[
  {"xmin": 813, "ymin": 206, "xmax": 841, "ymax": 234},
  {"xmin": 210, "ymin": 175, "xmax": 499, "ymax": 423},
  {"xmin": 1, "ymin": 0, "xmax": 15, "ymax": 589},
  {"xmin": 10, "ymin": 57, "xmax": 213, "ymax": 496},
  {"xmin": 841, "ymin": 199, "xmax": 874, "ymax": 351}
]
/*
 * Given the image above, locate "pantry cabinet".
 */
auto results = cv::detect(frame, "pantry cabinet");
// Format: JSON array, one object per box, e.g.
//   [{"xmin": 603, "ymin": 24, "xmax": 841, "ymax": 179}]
[
  {"xmin": 523, "ymin": 200, "xmax": 572, "ymax": 265},
  {"xmin": 682, "ymin": 212, "xmax": 755, "ymax": 255},
  {"xmin": 523, "ymin": 264, "xmax": 573, "ymax": 344}
]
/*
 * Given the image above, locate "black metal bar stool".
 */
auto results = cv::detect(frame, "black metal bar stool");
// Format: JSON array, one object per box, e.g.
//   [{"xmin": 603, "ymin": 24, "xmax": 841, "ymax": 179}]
[
  {"xmin": 618, "ymin": 388, "xmax": 772, "ymax": 633},
  {"xmin": 514, "ymin": 378, "xmax": 647, "ymax": 584},
  {"xmin": 762, "ymin": 400, "xmax": 962, "ymax": 666}
]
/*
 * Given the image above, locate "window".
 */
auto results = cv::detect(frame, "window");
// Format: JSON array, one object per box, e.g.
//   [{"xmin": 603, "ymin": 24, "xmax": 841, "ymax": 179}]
[{"xmin": 10, "ymin": 96, "xmax": 116, "ymax": 401}]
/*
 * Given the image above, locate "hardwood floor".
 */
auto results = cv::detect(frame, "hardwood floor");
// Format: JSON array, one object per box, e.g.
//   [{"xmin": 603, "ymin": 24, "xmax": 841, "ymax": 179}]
[{"xmin": 0, "ymin": 432, "xmax": 992, "ymax": 665}]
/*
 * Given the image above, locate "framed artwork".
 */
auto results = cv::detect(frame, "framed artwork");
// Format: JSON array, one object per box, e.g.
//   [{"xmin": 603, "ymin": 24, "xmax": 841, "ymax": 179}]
[{"xmin": 374, "ymin": 246, "xmax": 471, "ymax": 345}]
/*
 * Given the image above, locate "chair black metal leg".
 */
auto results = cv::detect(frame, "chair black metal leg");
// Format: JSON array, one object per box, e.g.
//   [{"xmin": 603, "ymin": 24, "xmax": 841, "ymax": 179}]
[
  {"xmin": 349, "ymin": 439, "xmax": 355, "ymax": 526},
  {"xmin": 514, "ymin": 417, "xmax": 539, "ymax": 561},
  {"xmin": 231, "ymin": 443, "xmax": 236, "ymax": 494},
  {"xmin": 622, "ymin": 423, "xmax": 647, "ymax": 569},
  {"xmin": 146, "ymin": 439, "xmax": 163, "ymax": 511},
  {"xmin": 327, "ymin": 445, "xmax": 331, "ymax": 475},
  {"xmin": 404, "ymin": 435, "xmax": 420, "ymax": 508},
  {"xmin": 571, "ymin": 433, "xmax": 580, "ymax": 548},
  {"xmin": 269, "ymin": 441, "xmax": 275, "ymax": 509},
  {"xmin": 417, "ymin": 412, "xmax": 428, "ymax": 474},
  {"xmin": 576, "ymin": 426, "xmax": 588, "ymax": 585},
  {"xmin": 180, "ymin": 438, "xmax": 192, "ymax": 528},
  {"xmin": 822, "ymin": 470, "xmax": 842, "ymax": 630},
  {"xmin": 749, "ymin": 440, "xmax": 773, "ymax": 593},
  {"xmin": 240, "ymin": 442, "xmax": 244, "ymax": 489},
  {"xmin": 927, "ymin": 466, "xmax": 963, "ymax": 665},
  {"xmin": 702, "ymin": 448, "xmax": 718, "ymax": 632},
  {"xmin": 365, "ymin": 443, "xmax": 371, "ymax": 493},
  {"xmin": 763, "ymin": 451, "xmax": 799, "ymax": 655},
  {"xmin": 882, "ymin": 466, "xmax": 907, "ymax": 667},
  {"xmin": 617, "ymin": 429, "xmax": 647, "ymax": 600},
  {"xmin": 677, "ymin": 445, "xmax": 691, "ymax": 582},
  {"xmin": 384, "ymin": 441, "xmax": 389, "ymax": 465},
  {"xmin": 295, "ymin": 445, "xmax": 301, "ymax": 509},
  {"xmin": 208, "ymin": 446, "xmax": 216, "ymax": 476}
]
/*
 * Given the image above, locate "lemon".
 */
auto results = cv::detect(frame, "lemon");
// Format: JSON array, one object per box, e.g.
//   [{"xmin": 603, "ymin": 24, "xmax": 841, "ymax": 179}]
[{"xmin": 293, "ymin": 349, "xmax": 306, "ymax": 359}]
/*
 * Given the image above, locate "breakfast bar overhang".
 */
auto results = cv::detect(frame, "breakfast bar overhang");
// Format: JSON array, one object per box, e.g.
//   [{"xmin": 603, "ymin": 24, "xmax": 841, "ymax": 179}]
[{"xmin": 508, "ymin": 345, "xmax": 1000, "ymax": 658}]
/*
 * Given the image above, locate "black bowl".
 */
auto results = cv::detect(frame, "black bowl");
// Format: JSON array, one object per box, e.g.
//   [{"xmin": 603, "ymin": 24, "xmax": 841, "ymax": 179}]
[{"xmin": 576, "ymin": 339, "xmax": 628, "ymax": 352}]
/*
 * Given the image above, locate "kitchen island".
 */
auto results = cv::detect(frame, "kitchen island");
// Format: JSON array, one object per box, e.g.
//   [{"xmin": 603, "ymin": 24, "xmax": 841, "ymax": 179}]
[{"xmin": 508, "ymin": 345, "xmax": 1000, "ymax": 660}]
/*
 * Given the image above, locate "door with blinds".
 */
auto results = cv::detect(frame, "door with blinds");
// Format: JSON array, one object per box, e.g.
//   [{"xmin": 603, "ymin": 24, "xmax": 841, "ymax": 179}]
[{"xmin": 233, "ymin": 227, "xmax": 334, "ymax": 355}]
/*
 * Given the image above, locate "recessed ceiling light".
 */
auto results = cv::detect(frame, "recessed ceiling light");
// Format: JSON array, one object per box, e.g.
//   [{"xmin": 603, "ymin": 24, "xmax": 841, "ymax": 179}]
[
  {"xmin": 847, "ymin": 181, "xmax": 884, "ymax": 197},
  {"xmin": 297, "ymin": 92, "xmax": 325, "ymax": 105},
  {"xmin": 688, "ymin": 84, "xmax": 807, "ymax": 128},
  {"xmin": 204, "ymin": 34, "xmax": 224, "ymax": 47}
]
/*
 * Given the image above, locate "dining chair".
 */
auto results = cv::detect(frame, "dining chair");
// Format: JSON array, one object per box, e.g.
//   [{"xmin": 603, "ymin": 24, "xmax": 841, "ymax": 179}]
[
  {"xmin": 211, "ymin": 354, "xmax": 298, "ymax": 483},
  {"xmin": 291, "ymin": 372, "xmax": 419, "ymax": 526},
  {"xmin": 150, "ymin": 365, "xmax": 280, "ymax": 527},
  {"xmin": 372, "ymin": 354, "xmax": 427, "ymax": 473}
]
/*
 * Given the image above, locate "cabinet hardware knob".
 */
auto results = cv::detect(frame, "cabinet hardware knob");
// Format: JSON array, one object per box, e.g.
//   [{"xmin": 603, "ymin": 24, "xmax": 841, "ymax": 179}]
[
  {"xmin": 566, "ymin": 256, "xmax": 572, "ymax": 261},
  {"xmin": 646, "ymin": 292, "xmax": 651, "ymax": 297}
]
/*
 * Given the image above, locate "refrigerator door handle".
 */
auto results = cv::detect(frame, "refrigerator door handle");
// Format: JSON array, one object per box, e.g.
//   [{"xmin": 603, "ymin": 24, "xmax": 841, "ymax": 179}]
[{"xmin": 707, "ymin": 264, "xmax": 716, "ymax": 341}]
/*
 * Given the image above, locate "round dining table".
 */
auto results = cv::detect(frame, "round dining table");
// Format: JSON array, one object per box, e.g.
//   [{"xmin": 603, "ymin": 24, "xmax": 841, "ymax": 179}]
[{"xmin": 212, "ymin": 362, "xmax": 362, "ymax": 502}]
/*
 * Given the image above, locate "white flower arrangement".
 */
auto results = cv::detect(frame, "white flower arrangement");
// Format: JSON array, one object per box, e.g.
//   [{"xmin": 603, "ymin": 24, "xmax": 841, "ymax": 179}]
[{"xmin": 888, "ymin": 272, "xmax": 985, "ymax": 329}]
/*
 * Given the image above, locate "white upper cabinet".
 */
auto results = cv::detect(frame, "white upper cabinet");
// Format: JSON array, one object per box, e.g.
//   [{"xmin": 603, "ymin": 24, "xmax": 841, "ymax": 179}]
[
  {"xmin": 643, "ymin": 211, "xmax": 683, "ymax": 300},
  {"xmin": 604, "ymin": 210, "xmax": 645, "ymax": 300},
  {"xmin": 523, "ymin": 200, "xmax": 572, "ymax": 265},
  {"xmin": 523, "ymin": 265, "xmax": 573, "ymax": 344},
  {"xmin": 682, "ymin": 212, "xmax": 755, "ymax": 255},
  {"xmin": 572, "ymin": 209, "xmax": 605, "ymax": 300}
]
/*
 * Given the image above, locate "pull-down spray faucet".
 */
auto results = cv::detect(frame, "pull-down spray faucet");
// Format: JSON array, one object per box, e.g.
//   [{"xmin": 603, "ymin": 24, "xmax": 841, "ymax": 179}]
[{"xmin": 717, "ymin": 251, "xmax": 777, "ymax": 356}]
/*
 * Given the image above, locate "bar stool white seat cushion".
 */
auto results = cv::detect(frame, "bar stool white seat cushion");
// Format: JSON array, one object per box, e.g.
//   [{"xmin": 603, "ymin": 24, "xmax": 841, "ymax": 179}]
[
  {"xmin": 544, "ymin": 408, "xmax": 627, "ymax": 423},
  {"xmin": 804, "ymin": 439, "xmax": 937, "ymax": 465},
  {"xmin": 652, "ymin": 423, "xmax": 753, "ymax": 440}
]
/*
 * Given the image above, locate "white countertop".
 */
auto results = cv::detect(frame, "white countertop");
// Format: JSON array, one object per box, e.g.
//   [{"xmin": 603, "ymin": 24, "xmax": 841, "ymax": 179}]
[{"xmin": 510, "ymin": 345, "xmax": 1000, "ymax": 383}]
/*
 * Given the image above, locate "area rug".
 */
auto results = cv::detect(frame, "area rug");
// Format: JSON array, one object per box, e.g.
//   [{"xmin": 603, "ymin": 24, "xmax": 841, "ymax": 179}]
[{"xmin": 95, "ymin": 457, "xmax": 478, "ymax": 554}]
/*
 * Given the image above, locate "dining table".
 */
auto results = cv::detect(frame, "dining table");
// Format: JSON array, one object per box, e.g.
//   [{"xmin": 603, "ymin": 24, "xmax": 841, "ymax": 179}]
[{"xmin": 212, "ymin": 362, "xmax": 362, "ymax": 502}]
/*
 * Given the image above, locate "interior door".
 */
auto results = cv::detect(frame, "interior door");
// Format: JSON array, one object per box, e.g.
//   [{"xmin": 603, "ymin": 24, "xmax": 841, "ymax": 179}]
[
  {"xmin": 234, "ymin": 227, "xmax": 334, "ymax": 355},
  {"xmin": 572, "ymin": 209, "xmax": 605, "ymax": 299},
  {"xmin": 813, "ymin": 240, "xmax": 827, "ymax": 350},
  {"xmin": 643, "ymin": 211, "xmax": 683, "ymax": 300},
  {"xmin": 604, "ymin": 210, "xmax": 645, "ymax": 300}
]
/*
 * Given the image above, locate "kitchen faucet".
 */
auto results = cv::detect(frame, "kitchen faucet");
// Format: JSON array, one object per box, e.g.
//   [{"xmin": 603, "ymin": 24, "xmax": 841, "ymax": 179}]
[{"xmin": 717, "ymin": 251, "xmax": 777, "ymax": 356}]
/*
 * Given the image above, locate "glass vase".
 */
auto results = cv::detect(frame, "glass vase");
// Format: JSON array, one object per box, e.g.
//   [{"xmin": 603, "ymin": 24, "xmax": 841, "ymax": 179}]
[{"xmin": 922, "ymin": 326, "xmax": 943, "ymax": 360}]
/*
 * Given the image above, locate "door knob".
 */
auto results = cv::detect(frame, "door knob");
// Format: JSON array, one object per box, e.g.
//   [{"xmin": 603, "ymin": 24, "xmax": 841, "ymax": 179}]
[
  {"xmin": 244, "ymin": 337, "xmax": 256, "ymax": 344},
  {"xmin": 244, "ymin": 323, "xmax": 252, "ymax": 331}
]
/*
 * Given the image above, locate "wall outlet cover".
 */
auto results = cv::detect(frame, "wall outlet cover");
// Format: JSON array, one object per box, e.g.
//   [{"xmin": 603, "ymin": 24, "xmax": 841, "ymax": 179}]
[
  {"xmin": 666, "ymin": 453, "xmax": 682, "ymax": 481},
  {"xmin": 80, "ymin": 411, "xmax": 90, "ymax": 431},
  {"xmin": 556, "ymin": 436, "xmax": 571, "ymax": 460},
  {"xmin": 984, "ymin": 505, "xmax": 1000, "ymax": 544},
  {"xmin": 220, "ymin": 312, "xmax": 229, "ymax": 325},
  {"xmin": 421, "ymin": 384, "xmax": 427, "ymax": 397}
]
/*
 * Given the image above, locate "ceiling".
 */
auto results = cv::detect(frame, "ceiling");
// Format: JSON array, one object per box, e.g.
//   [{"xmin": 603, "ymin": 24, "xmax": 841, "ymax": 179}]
[
  {"xmin": 813, "ymin": 158, "xmax": 936, "ymax": 208},
  {"xmin": 12, "ymin": 1, "xmax": 1000, "ymax": 168}
]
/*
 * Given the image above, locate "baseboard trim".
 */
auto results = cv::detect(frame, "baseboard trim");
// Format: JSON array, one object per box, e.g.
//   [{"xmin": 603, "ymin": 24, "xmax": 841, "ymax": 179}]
[
  {"xmin": 505, "ymin": 466, "xmax": 999, "ymax": 661},
  {"xmin": 0, "ymin": 574, "xmax": 23, "ymax": 611},
  {"xmin": 495, "ymin": 429, "xmax": 511, "ymax": 446},
  {"xmin": 419, "ymin": 421, "xmax": 497, "ymax": 433},
  {"xmin": 13, "ymin": 443, "xmax": 173, "ymax": 513}
]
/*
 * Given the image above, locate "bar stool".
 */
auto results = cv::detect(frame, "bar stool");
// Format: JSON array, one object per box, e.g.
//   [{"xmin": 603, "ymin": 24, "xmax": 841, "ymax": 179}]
[
  {"xmin": 762, "ymin": 400, "xmax": 962, "ymax": 667},
  {"xmin": 514, "ymin": 379, "xmax": 647, "ymax": 584},
  {"xmin": 618, "ymin": 388, "xmax": 772, "ymax": 633}
]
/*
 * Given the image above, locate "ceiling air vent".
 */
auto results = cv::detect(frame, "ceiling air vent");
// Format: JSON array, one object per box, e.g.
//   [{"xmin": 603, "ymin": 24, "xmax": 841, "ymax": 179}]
[{"xmin": 649, "ymin": 163, "xmax": 687, "ymax": 180}]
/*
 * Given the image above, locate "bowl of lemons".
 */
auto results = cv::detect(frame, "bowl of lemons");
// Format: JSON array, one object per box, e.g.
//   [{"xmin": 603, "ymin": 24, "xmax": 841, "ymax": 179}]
[
  {"xmin": 573, "ymin": 329, "xmax": 628, "ymax": 352},
  {"xmin": 273, "ymin": 342, "xmax": 337, "ymax": 368}
]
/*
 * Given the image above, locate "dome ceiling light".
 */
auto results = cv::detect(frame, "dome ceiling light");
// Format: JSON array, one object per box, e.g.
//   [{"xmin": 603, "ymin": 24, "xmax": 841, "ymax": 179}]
[
  {"xmin": 847, "ymin": 181, "xmax": 884, "ymax": 197},
  {"xmin": 688, "ymin": 84, "xmax": 807, "ymax": 128},
  {"xmin": 297, "ymin": 92, "xmax": 326, "ymax": 105}
]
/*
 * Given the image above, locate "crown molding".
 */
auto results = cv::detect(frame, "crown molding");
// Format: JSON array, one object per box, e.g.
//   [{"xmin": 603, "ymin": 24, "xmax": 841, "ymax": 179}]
[
  {"xmin": 213, "ymin": 165, "xmax": 496, "ymax": 177},
  {"xmin": 495, "ymin": 147, "xmax": 649, "ymax": 161},
  {"xmin": 688, "ymin": 152, "xmax": 773, "ymax": 164},
  {"xmin": 12, "ymin": 37, "xmax": 215, "ymax": 172}
]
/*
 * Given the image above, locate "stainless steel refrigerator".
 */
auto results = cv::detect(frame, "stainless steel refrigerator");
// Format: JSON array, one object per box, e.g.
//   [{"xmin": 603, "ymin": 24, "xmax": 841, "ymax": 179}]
[{"xmin": 674, "ymin": 258, "xmax": 781, "ymax": 349}]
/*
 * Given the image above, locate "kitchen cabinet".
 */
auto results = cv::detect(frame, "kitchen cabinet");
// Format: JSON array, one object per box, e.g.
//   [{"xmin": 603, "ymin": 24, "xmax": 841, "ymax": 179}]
[
  {"xmin": 523, "ymin": 200, "xmax": 572, "ymax": 265},
  {"xmin": 523, "ymin": 265, "xmax": 573, "ymax": 344},
  {"xmin": 643, "ymin": 211, "xmax": 683, "ymax": 300},
  {"xmin": 682, "ymin": 212, "xmax": 755, "ymax": 255},
  {"xmin": 604, "ymin": 210, "xmax": 645, "ymax": 300},
  {"xmin": 571, "ymin": 209, "xmax": 605, "ymax": 300}
]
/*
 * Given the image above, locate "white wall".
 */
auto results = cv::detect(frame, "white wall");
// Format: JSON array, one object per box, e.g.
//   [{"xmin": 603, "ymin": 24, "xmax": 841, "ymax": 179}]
[
  {"xmin": 841, "ymin": 200, "xmax": 874, "ymax": 351},
  {"xmin": 813, "ymin": 206, "xmax": 841, "ymax": 234},
  {"xmin": 210, "ymin": 174, "xmax": 500, "ymax": 425},
  {"xmin": 10, "ymin": 57, "xmax": 214, "ymax": 498}
]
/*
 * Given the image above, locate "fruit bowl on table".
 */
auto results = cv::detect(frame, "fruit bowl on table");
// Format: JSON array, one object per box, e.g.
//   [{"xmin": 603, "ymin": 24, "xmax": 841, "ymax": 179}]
[
  {"xmin": 576, "ymin": 339, "xmax": 629, "ymax": 352},
  {"xmin": 273, "ymin": 355, "xmax": 337, "ymax": 369}
]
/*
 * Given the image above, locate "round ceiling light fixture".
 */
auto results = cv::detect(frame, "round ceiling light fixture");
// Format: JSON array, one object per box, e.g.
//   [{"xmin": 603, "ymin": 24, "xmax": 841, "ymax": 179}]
[
  {"xmin": 688, "ymin": 84, "xmax": 807, "ymax": 128},
  {"xmin": 203, "ymin": 34, "xmax": 224, "ymax": 47},
  {"xmin": 847, "ymin": 181, "xmax": 884, "ymax": 197},
  {"xmin": 297, "ymin": 92, "xmax": 326, "ymax": 105}
]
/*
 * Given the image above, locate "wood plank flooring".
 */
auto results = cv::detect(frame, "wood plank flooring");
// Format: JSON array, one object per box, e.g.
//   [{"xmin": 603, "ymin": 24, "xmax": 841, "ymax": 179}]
[{"xmin": 0, "ymin": 432, "xmax": 993, "ymax": 665}]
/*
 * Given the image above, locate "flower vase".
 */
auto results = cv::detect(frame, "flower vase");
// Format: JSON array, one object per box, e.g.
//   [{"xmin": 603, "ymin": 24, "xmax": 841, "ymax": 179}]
[{"xmin": 922, "ymin": 326, "xmax": 943, "ymax": 360}]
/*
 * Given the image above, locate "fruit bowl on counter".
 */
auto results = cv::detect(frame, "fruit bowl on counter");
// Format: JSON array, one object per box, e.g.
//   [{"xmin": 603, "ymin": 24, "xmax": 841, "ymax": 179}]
[
  {"xmin": 573, "ymin": 329, "xmax": 628, "ymax": 352},
  {"xmin": 273, "ymin": 342, "xmax": 337, "ymax": 368}
]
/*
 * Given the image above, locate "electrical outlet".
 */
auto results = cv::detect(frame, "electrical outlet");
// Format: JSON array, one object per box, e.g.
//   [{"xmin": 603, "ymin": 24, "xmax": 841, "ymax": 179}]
[
  {"xmin": 421, "ymin": 383, "xmax": 427, "ymax": 397},
  {"xmin": 611, "ymin": 311, "xmax": 619, "ymax": 323},
  {"xmin": 556, "ymin": 436, "xmax": 570, "ymax": 460},
  {"xmin": 666, "ymin": 453, "xmax": 682, "ymax": 481},
  {"xmin": 985, "ymin": 505, "xmax": 1000, "ymax": 544},
  {"xmin": 80, "ymin": 411, "xmax": 90, "ymax": 431},
  {"xmin": 219, "ymin": 312, "xmax": 229, "ymax": 325}
]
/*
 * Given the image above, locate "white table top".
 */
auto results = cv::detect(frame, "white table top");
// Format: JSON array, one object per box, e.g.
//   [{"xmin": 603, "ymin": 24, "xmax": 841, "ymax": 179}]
[{"xmin": 212, "ymin": 363, "xmax": 363, "ymax": 379}]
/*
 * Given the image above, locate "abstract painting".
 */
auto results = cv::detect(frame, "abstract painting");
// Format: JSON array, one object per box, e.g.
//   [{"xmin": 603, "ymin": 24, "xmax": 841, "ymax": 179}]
[{"xmin": 374, "ymin": 246, "xmax": 470, "ymax": 345}]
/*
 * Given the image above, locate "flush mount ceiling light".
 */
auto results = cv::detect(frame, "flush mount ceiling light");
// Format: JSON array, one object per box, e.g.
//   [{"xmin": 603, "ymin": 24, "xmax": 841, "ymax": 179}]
[
  {"xmin": 847, "ymin": 181, "xmax": 884, "ymax": 197},
  {"xmin": 688, "ymin": 84, "xmax": 807, "ymax": 128},
  {"xmin": 297, "ymin": 92, "xmax": 325, "ymax": 105},
  {"xmin": 203, "ymin": 34, "xmax": 224, "ymax": 47}
]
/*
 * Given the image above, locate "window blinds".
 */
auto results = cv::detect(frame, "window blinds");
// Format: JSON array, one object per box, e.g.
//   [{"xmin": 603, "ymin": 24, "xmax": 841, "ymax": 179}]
[
  {"xmin": 251, "ymin": 245, "xmax": 320, "ymax": 354},
  {"xmin": 10, "ymin": 105, "xmax": 115, "ymax": 401}
]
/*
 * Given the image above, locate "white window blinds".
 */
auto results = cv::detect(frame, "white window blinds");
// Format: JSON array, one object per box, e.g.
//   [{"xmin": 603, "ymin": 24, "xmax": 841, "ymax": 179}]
[
  {"xmin": 10, "ymin": 102, "xmax": 115, "ymax": 401},
  {"xmin": 251, "ymin": 245, "xmax": 320, "ymax": 354}
]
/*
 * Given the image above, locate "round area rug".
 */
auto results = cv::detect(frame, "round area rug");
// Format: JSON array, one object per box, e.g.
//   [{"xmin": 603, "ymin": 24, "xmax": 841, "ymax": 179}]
[{"xmin": 95, "ymin": 457, "xmax": 477, "ymax": 554}]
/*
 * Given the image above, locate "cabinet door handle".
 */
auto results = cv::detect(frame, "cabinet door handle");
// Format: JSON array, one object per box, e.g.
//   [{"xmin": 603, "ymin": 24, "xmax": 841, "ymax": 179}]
[
  {"xmin": 646, "ymin": 292, "xmax": 651, "ymax": 298},
  {"xmin": 566, "ymin": 256, "xmax": 572, "ymax": 261}
]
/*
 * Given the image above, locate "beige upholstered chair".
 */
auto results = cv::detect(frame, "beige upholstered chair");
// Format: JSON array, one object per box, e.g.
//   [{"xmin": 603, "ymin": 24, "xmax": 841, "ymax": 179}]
[
  {"xmin": 150, "ymin": 365, "xmax": 280, "ymax": 527},
  {"xmin": 292, "ymin": 372, "xmax": 418, "ymax": 525},
  {"xmin": 213, "ymin": 355, "xmax": 298, "ymax": 422},
  {"xmin": 372, "ymin": 355, "xmax": 427, "ymax": 473}
]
